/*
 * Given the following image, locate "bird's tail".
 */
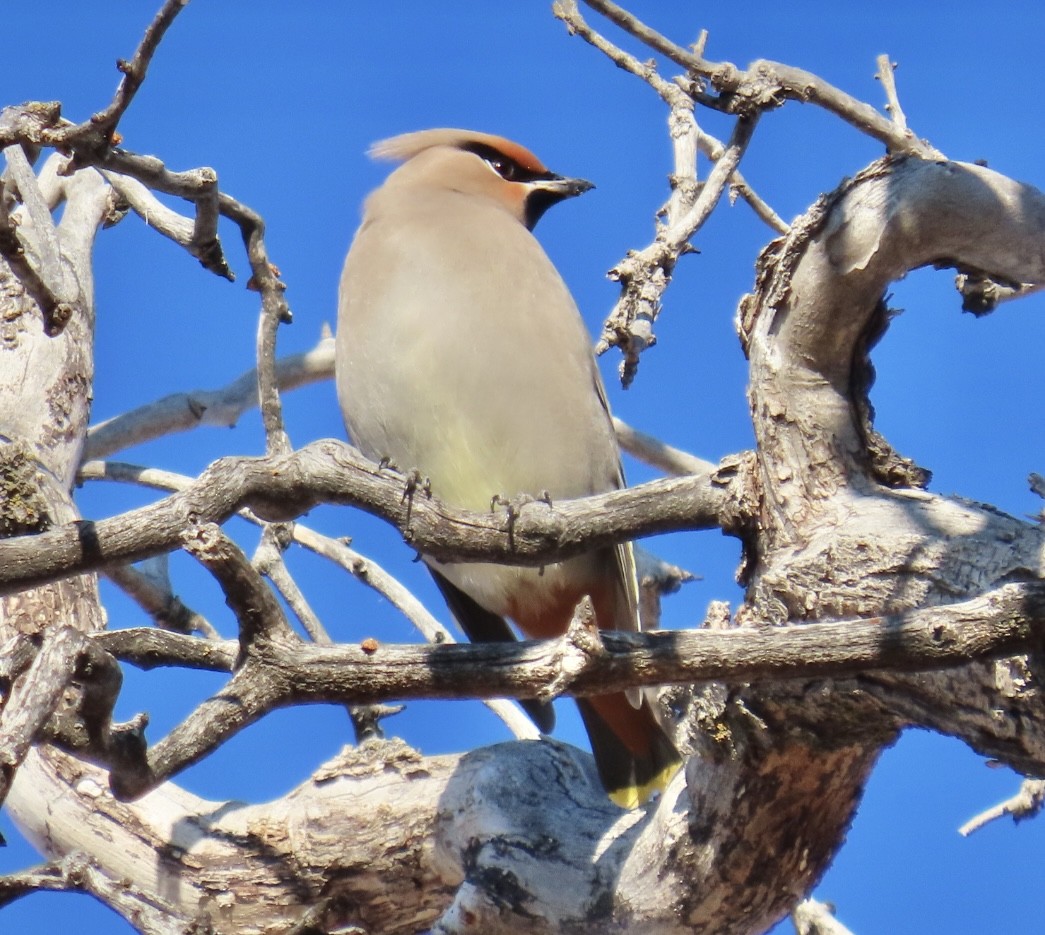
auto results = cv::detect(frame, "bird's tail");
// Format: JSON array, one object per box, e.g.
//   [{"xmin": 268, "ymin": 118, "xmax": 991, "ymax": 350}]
[{"xmin": 577, "ymin": 693, "xmax": 682, "ymax": 809}]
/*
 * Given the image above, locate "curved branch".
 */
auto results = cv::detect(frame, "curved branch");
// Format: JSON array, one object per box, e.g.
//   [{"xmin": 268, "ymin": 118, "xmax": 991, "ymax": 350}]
[
  {"xmin": 0, "ymin": 442, "xmax": 737, "ymax": 595},
  {"xmin": 740, "ymin": 157, "xmax": 1045, "ymax": 518}
]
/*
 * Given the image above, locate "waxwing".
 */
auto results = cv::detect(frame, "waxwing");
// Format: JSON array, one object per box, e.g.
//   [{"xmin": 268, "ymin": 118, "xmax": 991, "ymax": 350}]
[{"xmin": 335, "ymin": 128, "xmax": 680, "ymax": 808}]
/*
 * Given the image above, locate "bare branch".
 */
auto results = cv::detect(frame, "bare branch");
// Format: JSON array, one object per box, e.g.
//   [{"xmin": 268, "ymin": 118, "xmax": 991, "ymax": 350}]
[
  {"xmin": 793, "ymin": 899, "xmax": 857, "ymax": 935},
  {"xmin": 77, "ymin": 459, "xmax": 450, "ymax": 640},
  {"xmin": 105, "ymin": 557, "xmax": 220, "ymax": 638},
  {"xmin": 249, "ymin": 241, "xmax": 293, "ymax": 457},
  {"xmin": 579, "ymin": 0, "xmax": 942, "ymax": 157},
  {"xmin": 100, "ymin": 168, "xmax": 233, "ymax": 279},
  {"xmin": 614, "ymin": 416, "xmax": 716, "ymax": 475},
  {"xmin": 557, "ymin": 0, "xmax": 786, "ymax": 235},
  {"xmin": 696, "ymin": 126, "xmax": 789, "ymax": 234},
  {"xmin": 0, "ymin": 147, "xmax": 77, "ymax": 335},
  {"xmin": 875, "ymin": 54, "xmax": 907, "ymax": 131},
  {"xmin": 82, "ymin": 463, "xmax": 541, "ymax": 741},
  {"xmin": 3, "ymin": 145, "xmax": 68, "ymax": 294},
  {"xmin": 252, "ymin": 523, "xmax": 329, "ymax": 643},
  {"xmin": 0, "ymin": 853, "xmax": 191, "ymax": 934},
  {"xmin": 94, "ymin": 579, "xmax": 1045, "ymax": 800},
  {"xmin": 557, "ymin": 0, "xmax": 766, "ymax": 385},
  {"xmin": 181, "ymin": 522, "xmax": 294, "ymax": 646},
  {"xmin": 85, "ymin": 332, "xmax": 334, "ymax": 459},
  {"xmin": 0, "ymin": 441, "xmax": 734, "ymax": 595},
  {"xmin": 613, "ymin": 109, "xmax": 760, "ymax": 385},
  {"xmin": 64, "ymin": 0, "xmax": 189, "ymax": 153},
  {"xmin": 95, "ymin": 627, "xmax": 237, "ymax": 672},
  {"xmin": 95, "ymin": 148, "xmax": 293, "ymax": 456},
  {"xmin": 959, "ymin": 779, "xmax": 1045, "ymax": 837}
]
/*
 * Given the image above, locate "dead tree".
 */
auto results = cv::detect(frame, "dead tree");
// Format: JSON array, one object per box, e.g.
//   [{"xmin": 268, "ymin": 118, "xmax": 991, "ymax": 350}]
[{"xmin": 1, "ymin": 2, "xmax": 1043, "ymax": 933}]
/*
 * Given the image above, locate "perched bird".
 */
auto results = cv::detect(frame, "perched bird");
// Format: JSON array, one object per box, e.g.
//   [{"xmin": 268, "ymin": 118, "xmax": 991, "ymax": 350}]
[{"xmin": 335, "ymin": 128, "xmax": 680, "ymax": 807}]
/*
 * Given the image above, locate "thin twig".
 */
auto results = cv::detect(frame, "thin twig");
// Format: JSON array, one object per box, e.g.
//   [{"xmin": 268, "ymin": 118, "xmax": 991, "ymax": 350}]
[
  {"xmin": 253, "ymin": 524, "xmax": 330, "ymax": 644},
  {"xmin": 85, "ymin": 332, "xmax": 334, "ymax": 459},
  {"xmin": 105, "ymin": 558, "xmax": 220, "ymax": 639},
  {"xmin": 959, "ymin": 779, "xmax": 1045, "ymax": 837},
  {"xmin": 252, "ymin": 527, "xmax": 409, "ymax": 743},
  {"xmin": 613, "ymin": 417, "xmax": 716, "ymax": 475},
  {"xmin": 580, "ymin": 0, "xmax": 941, "ymax": 157},
  {"xmin": 557, "ymin": 0, "xmax": 770, "ymax": 385},
  {"xmin": 875, "ymin": 54, "xmax": 908, "ymax": 131},
  {"xmin": 241, "ymin": 206, "xmax": 293, "ymax": 457},
  {"xmin": 556, "ymin": 2, "xmax": 786, "ymax": 234},
  {"xmin": 694, "ymin": 127, "xmax": 788, "ymax": 233},
  {"xmin": 602, "ymin": 111, "xmax": 760, "ymax": 386},
  {"xmin": 68, "ymin": 0, "xmax": 190, "ymax": 151}
]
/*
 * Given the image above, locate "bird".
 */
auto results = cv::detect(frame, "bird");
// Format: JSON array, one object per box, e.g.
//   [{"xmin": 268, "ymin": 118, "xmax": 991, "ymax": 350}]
[{"xmin": 335, "ymin": 128, "xmax": 680, "ymax": 808}]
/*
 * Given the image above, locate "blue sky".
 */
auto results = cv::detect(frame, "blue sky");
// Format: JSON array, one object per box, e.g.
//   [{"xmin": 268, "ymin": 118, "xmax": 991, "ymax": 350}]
[{"xmin": 2, "ymin": 3, "xmax": 1044, "ymax": 933}]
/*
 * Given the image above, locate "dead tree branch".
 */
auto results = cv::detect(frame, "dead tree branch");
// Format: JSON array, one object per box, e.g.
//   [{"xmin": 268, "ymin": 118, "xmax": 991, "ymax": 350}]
[
  {"xmin": 57, "ymin": 578, "xmax": 1045, "ymax": 802},
  {"xmin": 0, "ymin": 443, "xmax": 736, "ymax": 595},
  {"xmin": 959, "ymin": 779, "xmax": 1045, "ymax": 837},
  {"xmin": 86, "ymin": 332, "xmax": 334, "ymax": 459}
]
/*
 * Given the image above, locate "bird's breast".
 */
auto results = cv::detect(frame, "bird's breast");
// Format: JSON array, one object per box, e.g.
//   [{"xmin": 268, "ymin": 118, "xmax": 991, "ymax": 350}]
[{"xmin": 336, "ymin": 198, "xmax": 619, "ymax": 513}]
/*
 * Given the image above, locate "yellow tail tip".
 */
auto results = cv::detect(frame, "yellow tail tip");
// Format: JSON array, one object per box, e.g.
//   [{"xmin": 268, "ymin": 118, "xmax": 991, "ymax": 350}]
[{"xmin": 607, "ymin": 760, "xmax": 681, "ymax": 809}]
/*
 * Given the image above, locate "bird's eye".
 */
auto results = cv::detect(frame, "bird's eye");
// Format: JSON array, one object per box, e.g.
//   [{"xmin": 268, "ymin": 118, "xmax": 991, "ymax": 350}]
[{"xmin": 488, "ymin": 157, "xmax": 518, "ymax": 181}]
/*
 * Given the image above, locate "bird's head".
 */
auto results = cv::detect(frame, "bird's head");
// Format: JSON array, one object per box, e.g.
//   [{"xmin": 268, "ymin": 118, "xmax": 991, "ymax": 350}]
[{"xmin": 369, "ymin": 128, "xmax": 593, "ymax": 230}]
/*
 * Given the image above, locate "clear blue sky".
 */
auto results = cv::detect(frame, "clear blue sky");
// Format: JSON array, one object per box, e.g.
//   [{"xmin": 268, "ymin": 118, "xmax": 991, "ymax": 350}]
[{"xmin": 2, "ymin": 3, "xmax": 1044, "ymax": 933}]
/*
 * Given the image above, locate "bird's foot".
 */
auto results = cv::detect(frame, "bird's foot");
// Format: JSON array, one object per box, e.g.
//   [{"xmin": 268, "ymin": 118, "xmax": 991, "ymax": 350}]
[
  {"xmin": 489, "ymin": 491, "xmax": 553, "ymax": 554},
  {"xmin": 401, "ymin": 468, "xmax": 432, "ymax": 501},
  {"xmin": 399, "ymin": 468, "xmax": 432, "ymax": 529}
]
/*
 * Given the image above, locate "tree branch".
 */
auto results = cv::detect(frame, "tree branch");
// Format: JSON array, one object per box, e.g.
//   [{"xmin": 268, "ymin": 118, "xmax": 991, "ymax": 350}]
[
  {"xmin": 63, "ymin": 0, "xmax": 189, "ymax": 155},
  {"xmin": 0, "ymin": 627, "xmax": 85, "ymax": 805},
  {"xmin": 105, "ymin": 557, "xmax": 220, "ymax": 638},
  {"xmin": 0, "ymin": 442, "xmax": 736, "ymax": 595},
  {"xmin": 100, "ymin": 167, "xmax": 233, "ymax": 279},
  {"xmin": 85, "ymin": 579, "xmax": 1045, "ymax": 800},
  {"xmin": 579, "ymin": 0, "xmax": 942, "ymax": 157},
  {"xmin": 0, "ymin": 853, "xmax": 191, "ymax": 934},
  {"xmin": 792, "ymin": 899, "xmax": 857, "ymax": 935},
  {"xmin": 557, "ymin": 0, "xmax": 765, "ymax": 385},
  {"xmin": 79, "ymin": 459, "xmax": 544, "ymax": 740},
  {"xmin": 104, "ymin": 580, "xmax": 1045, "ymax": 709},
  {"xmin": 959, "ymin": 778, "xmax": 1045, "ymax": 837},
  {"xmin": 85, "ymin": 332, "xmax": 334, "ymax": 459}
]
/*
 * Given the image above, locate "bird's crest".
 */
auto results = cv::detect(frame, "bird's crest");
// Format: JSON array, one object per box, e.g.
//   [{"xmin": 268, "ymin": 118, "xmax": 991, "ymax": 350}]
[{"xmin": 369, "ymin": 129, "xmax": 548, "ymax": 174}]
